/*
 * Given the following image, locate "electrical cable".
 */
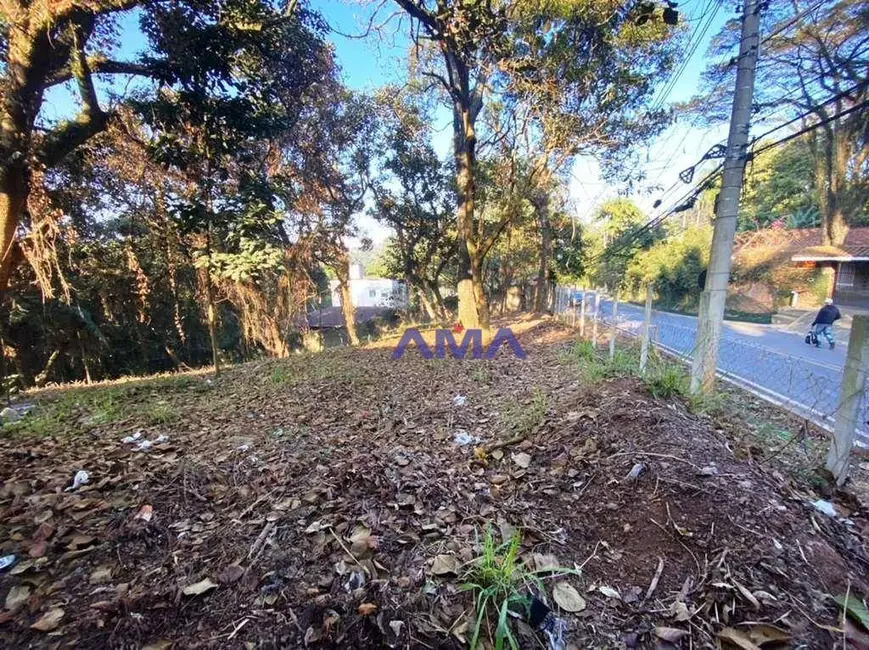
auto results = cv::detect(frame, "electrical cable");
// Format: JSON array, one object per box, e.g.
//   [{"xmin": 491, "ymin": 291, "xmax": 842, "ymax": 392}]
[{"xmin": 751, "ymin": 97, "xmax": 869, "ymax": 157}]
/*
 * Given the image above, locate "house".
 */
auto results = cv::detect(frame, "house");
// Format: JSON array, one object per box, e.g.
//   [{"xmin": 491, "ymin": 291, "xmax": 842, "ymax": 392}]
[
  {"xmin": 329, "ymin": 263, "xmax": 409, "ymax": 309},
  {"xmin": 733, "ymin": 227, "xmax": 869, "ymax": 310}
]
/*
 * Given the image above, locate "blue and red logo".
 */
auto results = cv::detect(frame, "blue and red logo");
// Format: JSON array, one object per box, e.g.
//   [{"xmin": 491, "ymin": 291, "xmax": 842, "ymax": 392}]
[{"xmin": 391, "ymin": 328, "xmax": 526, "ymax": 360}]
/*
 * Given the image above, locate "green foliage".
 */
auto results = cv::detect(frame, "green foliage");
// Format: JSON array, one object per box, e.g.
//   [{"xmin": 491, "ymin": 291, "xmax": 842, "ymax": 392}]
[
  {"xmin": 143, "ymin": 400, "xmax": 180, "ymax": 425},
  {"xmin": 501, "ymin": 388, "xmax": 548, "ymax": 436},
  {"xmin": 557, "ymin": 339, "xmax": 638, "ymax": 382},
  {"xmin": 644, "ymin": 364, "xmax": 689, "ymax": 399},
  {"xmin": 740, "ymin": 137, "xmax": 820, "ymax": 231},
  {"xmin": 624, "ymin": 226, "xmax": 711, "ymax": 310},
  {"xmin": 587, "ymin": 199, "xmax": 663, "ymax": 291},
  {"xmin": 461, "ymin": 528, "xmax": 530, "ymax": 650},
  {"xmin": 461, "ymin": 526, "xmax": 581, "ymax": 650}
]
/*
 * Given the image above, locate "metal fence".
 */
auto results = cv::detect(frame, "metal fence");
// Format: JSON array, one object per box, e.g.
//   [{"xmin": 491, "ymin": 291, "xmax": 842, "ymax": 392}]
[{"xmin": 553, "ymin": 286, "xmax": 869, "ymax": 448}]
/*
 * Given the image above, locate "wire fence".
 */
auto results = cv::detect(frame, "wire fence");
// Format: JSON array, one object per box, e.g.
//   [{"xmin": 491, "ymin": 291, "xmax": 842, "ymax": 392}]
[{"xmin": 553, "ymin": 285, "xmax": 869, "ymax": 449}]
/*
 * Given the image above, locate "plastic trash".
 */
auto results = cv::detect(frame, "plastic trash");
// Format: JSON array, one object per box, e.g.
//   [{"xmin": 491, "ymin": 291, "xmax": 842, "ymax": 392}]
[
  {"xmin": 811, "ymin": 499, "xmax": 838, "ymax": 518},
  {"xmin": 528, "ymin": 595, "xmax": 567, "ymax": 650},
  {"xmin": 453, "ymin": 430, "xmax": 480, "ymax": 446},
  {"xmin": 135, "ymin": 439, "xmax": 153, "ymax": 451},
  {"xmin": 121, "ymin": 431, "xmax": 142, "ymax": 444},
  {"xmin": 0, "ymin": 554, "xmax": 16, "ymax": 571},
  {"xmin": 154, "ymin": 434, "xmax": 169, "ymax": 444},
  {"xmin": 624, "ymin": 463, "xmax": 644, "ymax": 482},
  {"xmin": 453, "ymin": 395, "xmax": 467, "ymax": 407},
  {"xmin": 65, "ymin": 470, "xmax": 89, "ymax": 492}
]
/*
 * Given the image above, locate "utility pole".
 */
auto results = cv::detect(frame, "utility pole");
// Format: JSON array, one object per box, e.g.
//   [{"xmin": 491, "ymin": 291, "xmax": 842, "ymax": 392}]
[{"xmin": 690, "ymin": 0, "xmax": 762, "ymax": 394}]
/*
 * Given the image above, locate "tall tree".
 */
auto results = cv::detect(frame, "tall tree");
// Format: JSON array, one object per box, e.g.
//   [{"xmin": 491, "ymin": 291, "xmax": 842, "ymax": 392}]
[
  {"xmin": 385, "ymin": 0, "xmax": 680, "ymax": 327},
  {"xmin": 691, "ymin": 0, "xmax": 869, "ymax": 245}
]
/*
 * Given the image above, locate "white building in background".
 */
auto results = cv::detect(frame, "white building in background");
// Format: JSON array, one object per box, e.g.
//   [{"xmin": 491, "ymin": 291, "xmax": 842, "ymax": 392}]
[{"xmin": 329, "ymin": 263, "xmax": 409, "ymax": 309}]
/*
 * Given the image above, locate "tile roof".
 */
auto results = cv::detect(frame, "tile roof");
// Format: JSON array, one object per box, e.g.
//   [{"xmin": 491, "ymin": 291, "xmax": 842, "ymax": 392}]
[{"xmin": 735, "ymin": 227, "xmax": 869, "ymax": 260}]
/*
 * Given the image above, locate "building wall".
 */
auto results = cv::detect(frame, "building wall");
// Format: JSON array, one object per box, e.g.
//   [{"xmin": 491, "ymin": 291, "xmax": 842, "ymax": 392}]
[
  {"xmin": 834, "ymin": 261, "xmax": 869, "ymax": 309},
  {"xmin": 330, "ymin": 279, "xmax": 409, "ymax": 308}
]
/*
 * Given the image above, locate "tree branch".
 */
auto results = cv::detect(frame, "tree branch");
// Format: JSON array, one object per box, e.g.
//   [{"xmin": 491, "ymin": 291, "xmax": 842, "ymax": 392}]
[{"xmin": 46, "ymin": 57, "xmax": 159, "ymax": 87}]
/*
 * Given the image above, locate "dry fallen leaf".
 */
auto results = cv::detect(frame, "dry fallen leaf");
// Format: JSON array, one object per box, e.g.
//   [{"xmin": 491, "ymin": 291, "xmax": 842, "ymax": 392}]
[
  {"xmin": 135, "ymin": 504, "xmax": 154, "ymax": 522},
  {"xmin": 358, "ymin": 602, "xmax": 378, "ymax": 616},
  {"xmin": 430, "ymin": 554, "xmax": 458, "ymax": 576},
  {"xmin": 552, "ymin": 582, "xmax": 586, "ymax": 612},
  {"xmin": 654, "ymin": 626, "xmax": 689, "ymax": 642},
  {"xmin": 5, "ymin": 585, "xmax": 30, "ymax": 611},
  {"xmin": 218, "ymin": 564, "xmax": 244, "ymax": 584},
  {"xmin": 737, "ymin": 622, "xmax": 790, "ymax": 645},
  {"xmin": 89, "ymin": 566, "xmax": 113, "ymax": 585},
  {"xmin": 598, "ymin": 585, "xmax": 621, "ymax": 601},
  {"xmin": 531, "ymin": 553, "xmax": 559, "ymax": 572},
  {"xmin": 141, "ymin": 640, "xmax": 173, "ymax": 650},
  {"xmin": 718, "ymin": 626, "xmax": 763, "ymax": 650},
  {"xmin": 733, "ymin": 579, "xmax": 761, "ymax": 610},
  {"xmin": 31, "ymin": 607, "xmax": 64, "ymax": 632},
  {"xmin": 511, "ymin": 452, "xmax": 531, "ymax": 468},
  {"xmin": 29, "ymin": 540, "xmax": 47, "ymax": 558},
  {"xmin": 182, "ymin": 578, "xmax": 218, "ymax": 596}
]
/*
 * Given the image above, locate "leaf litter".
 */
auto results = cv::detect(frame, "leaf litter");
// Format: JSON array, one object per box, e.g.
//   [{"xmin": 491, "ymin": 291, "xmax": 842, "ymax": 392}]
[{"xmin": 0, "ymin": 317, "xmax": 867, "ymax": 648}]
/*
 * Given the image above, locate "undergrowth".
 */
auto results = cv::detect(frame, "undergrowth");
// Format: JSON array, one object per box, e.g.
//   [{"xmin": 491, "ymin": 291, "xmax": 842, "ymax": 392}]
[
  {"xmin": 460, "ymin": 528, "xmax": 577, "ymax": 650},
  {"xmin": 502, "ymin": 388, "xmax": 548, "ymax": 436}
]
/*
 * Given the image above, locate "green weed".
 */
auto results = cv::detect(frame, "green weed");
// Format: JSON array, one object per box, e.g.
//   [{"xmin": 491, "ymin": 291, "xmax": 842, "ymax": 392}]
[
  {"xmin": 602, "ymin": 349, "xmax": 639, "ymax": 378},
  {"xmin": 460, "ymin": 528, "xmax": 579, "ymax": 650},
  {"xmin": 461, "ymin": 529, "xmax": 538, "ymax": 650},
  {"xmin": 470, "ymin": 365, "xmax": 491, "ymax": 384},
  {"xmin": 644, "ymin": 364, "xmax": 689, "ymax": 399},
  {"xmin": 502, "ymin": 388, "xmax": 548, "ymax": 436},
  {"xmin": 268, "ymin": 364, "xmax": 294, "ymax": 385},
  {"xmin": 84, "ymin": 389, "xmax": 125, "ymax": 425},
  {"xmin": 143, "ymin": 400, "xmax": 179, "ymax": 425}
]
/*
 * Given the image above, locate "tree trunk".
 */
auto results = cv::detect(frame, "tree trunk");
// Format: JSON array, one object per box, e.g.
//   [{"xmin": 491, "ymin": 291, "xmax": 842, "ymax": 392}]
[
  {"xmin": 452, "ymin": 83, "xmax": 486, "ymax": 329},
  {"xmin": 203, "ymin": 268, "xmax": 221, "ymax": 374},
  {"xmin": 77, "ymin": 331, "xmax": 92, "ymax": 384},
  {"xmin": 34, "ymin": 349, "xmax": 60, "ymax": 388},
  {"xmin": 533, "ymin": 196, "xmax": 551, "ymax": 313},
  {"xmin": 426, "ymin": 280, "xmax": 447, "ymax": 321},
  {"xmin": 828, "ymin": 128, "xmax": 849, "ymax": 246},
  {"xmin": 202, "ymin": 221, "xmax": 221, "ymax": 375},
  {"xmin": 335, "ymin": 254, "xmax": 359, "ymax": 346},
  {"xmin": 816, "ymin": 127, "xmax": 849, "ymax": 247},
  {"xmin": 0, "ymin": 167, "xmax": 27, "ymax": 295},
  {"xmin": 418, "ymin": 287, "xmax": 438, "ymax": 322}
]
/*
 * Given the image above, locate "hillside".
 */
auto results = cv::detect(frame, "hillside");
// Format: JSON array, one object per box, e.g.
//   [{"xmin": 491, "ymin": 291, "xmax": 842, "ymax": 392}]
[{"xmin": 0, "ymin": 318, "xmax": 867, "ymax": 649}]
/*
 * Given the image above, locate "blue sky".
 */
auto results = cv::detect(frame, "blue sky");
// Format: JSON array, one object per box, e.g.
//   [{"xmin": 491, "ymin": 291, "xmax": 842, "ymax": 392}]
[{"xmin": 42, "ymin": 0, "xmax": 736, "ymax": 244}]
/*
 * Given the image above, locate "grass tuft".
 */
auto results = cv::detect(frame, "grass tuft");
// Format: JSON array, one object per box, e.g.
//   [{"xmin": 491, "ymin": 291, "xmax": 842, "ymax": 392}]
[{"xmin": 460, "ymin": 528, "xmax": 537, "ymax": 650}]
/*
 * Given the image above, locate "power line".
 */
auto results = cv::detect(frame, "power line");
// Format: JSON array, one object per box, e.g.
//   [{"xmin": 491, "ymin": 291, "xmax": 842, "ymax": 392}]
[
  {"xmin": 588, "ymin": 162, "xmax": 724, "ymax": 264},
  {"xmin": 751, "ymin": 97, "xmax": 869, "ymax": 157},
  {"xmin": 758, "ymin": 0, "xmax": 827, "ymax": 48},
  {"xmin": 651, "ymin": 0, "xmax": 724, "ymax": 113}
]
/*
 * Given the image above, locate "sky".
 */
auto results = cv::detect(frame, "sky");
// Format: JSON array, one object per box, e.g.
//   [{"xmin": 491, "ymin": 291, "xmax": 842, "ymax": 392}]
[{"xmin": 40, "ymin": 0, "xmax": 736, "ymax": 246}]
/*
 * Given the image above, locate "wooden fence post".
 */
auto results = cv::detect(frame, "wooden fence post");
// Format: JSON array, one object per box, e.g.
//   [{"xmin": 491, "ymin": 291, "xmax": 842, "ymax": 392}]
[
  {"xmin": 609, "ymin": 292, "xmax": 619, "ymax": 361},
  {"xmin": 639, "ymin": 284, "xmax": 653, "ymax": 374},
  {"xmin": 826, "ymin": 315, "xmax": 869, "ymax": 485}
]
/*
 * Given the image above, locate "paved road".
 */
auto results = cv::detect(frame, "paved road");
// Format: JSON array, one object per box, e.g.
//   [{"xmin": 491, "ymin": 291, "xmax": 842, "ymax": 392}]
[{"xmin": 582, "ymin": 295, "xmax": 867, "ymax": 442}]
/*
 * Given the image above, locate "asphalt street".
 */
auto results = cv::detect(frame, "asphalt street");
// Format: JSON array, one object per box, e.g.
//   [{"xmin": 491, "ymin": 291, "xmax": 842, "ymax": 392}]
[{"xmin": 583, "ymin": 295, "xmax": 867, "ymax": 443}]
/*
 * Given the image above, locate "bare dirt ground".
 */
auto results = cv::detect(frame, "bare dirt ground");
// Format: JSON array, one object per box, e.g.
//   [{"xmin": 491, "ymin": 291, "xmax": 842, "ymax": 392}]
[{"xmin": 1, "ymin": 317, "xmax": 868, "ymax": 649}]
